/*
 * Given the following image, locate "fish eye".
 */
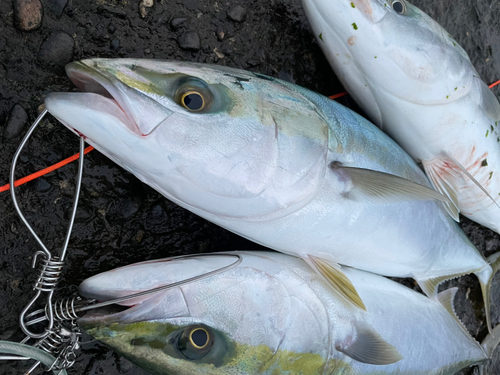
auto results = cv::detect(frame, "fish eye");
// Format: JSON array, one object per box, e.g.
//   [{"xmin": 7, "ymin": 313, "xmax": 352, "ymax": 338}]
[
  {"xmin": 177, "ymin": 325, "xmax": 214, "ymax": 360},
  {"xmin": 391, "ymin": 1, "xmax": 405, "ymax": 14},
  {"xmin": 190, "ymin": 327, "xmax": 209, "ymax": 349},
  {"xmin": 181, "ymin": 91, "xmax": 205, "ymax": 111}
]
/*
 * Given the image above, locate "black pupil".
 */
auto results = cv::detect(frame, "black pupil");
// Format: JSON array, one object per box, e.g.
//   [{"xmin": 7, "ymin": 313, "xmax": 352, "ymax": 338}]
[
  {"xmin": 392, "ymin": 1, "xmax": 403, "ymax": 13},
  {"xmin": 191, "ymin": 329, "xmax": 208, "ymax": 347},
  {"xmin": 184, "ymin": 93, "xmax": 203, "ymax": 110}
]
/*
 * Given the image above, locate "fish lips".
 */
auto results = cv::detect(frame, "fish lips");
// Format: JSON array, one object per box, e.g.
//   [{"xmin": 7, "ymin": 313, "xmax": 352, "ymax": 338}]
[{"xmin": 46, "ymin": 60, "xmax": 173, "ymax": 138}]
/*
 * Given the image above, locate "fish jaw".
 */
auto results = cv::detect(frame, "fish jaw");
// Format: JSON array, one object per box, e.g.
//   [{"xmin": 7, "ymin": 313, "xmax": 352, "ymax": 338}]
[
  {"xmin": 302, "ymin": 0, "xmax": 473, "ymax": 110},
  {"xmin": 46, "ymin": 58, "xmax": 329, "ymax": 221}
]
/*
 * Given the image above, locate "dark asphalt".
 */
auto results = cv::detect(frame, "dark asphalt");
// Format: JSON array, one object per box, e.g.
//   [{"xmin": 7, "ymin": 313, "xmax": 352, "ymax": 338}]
[{"xmin": 0, "ymin": 0, "xmax": 499, "ymax": 374}]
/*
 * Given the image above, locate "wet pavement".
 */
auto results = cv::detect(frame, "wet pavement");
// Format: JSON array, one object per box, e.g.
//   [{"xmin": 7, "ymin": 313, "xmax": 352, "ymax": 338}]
[{"xmin": 0, "ymin": 0, "xmax": 499, "ymax": 374}]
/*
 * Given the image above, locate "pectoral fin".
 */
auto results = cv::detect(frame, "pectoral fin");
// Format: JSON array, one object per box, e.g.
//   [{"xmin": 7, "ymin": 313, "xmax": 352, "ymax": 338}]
[
  {"xmin": 423, "ymin": 154, "xmax": 500, "ymax": 221},
  {"xmin": 304, "ymin": 255, "xmax": 366, "ymax": 311},
  {"xmin": 422, "ymin": 158, "xmax": 461, "ymax": 222},
  {"xmin": 330, "ymin": 164, "xmax": 451, "ymax": 205},
  {"xmin": 335, "ymin": 322, "xmax": 403, "ymax": 365}
]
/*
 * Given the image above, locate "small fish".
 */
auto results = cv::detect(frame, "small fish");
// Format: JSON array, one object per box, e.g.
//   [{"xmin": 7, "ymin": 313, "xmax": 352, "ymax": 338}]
[
  {"xmin": 302, "ymin": 0, "xmax": 500, "ymax": 232},
  {"xmin": 78, "ymin": 251, "xmax": 500, "ymax": 375},
  {"xmin": 45, "ymin": 59, "xmax": 499, "ymax": 332}
]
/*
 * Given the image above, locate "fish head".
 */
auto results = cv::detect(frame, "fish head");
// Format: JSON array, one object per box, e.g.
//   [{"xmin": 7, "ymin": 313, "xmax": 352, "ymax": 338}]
[
  {"xmin": 45, "ymin": 59, "xmax": 329, "ymax": 220},
  {"xmin": 78, "ymin": 254, "xmax": 294, "ymax": 375},
  {"xmin": 302, "ymin": 0, "xmax": 473, "ymax": 114}
]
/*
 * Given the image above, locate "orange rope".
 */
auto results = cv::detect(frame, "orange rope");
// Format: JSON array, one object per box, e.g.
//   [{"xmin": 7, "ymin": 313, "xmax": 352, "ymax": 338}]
[
  {"xmin": 329, "ymin": 92, "xmax": 348, "ymax": 100},
  {"xmin": 489, "ymin": 79, "xmax": 500, "ymax": 89},
  {"xmin": 1, "ymin": 79, "xmax": 500, "ymax": 194},
  {"xmin": 0, "ymin": 146, "xmax": 94, "ymax": 193}
]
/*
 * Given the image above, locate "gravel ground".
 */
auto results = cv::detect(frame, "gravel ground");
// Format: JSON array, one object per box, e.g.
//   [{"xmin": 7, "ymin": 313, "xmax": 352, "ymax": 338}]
[{"xmin": 0, "ymin": 0, "xmax": 499, "ymax": 374}]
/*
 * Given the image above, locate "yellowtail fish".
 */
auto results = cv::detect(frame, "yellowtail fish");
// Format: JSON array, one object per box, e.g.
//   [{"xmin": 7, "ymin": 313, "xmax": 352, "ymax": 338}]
[
  {"xmin": 78, "ymin": 251, "xmax": 500, "ymax": 375},
  {"xmin": 44, "ymin": 59, "xmax": 500, "ymax": 332}
]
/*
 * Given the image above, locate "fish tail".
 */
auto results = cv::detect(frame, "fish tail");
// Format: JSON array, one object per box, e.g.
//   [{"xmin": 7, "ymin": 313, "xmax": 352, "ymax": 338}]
[{"xmin": 475, "ymin": 251, "xmax": 500, "ymax": 337}]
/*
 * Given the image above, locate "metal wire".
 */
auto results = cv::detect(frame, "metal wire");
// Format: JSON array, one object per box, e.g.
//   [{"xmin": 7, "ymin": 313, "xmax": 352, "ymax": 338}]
[
  {"xmin": 8, "ymin": 109, "xmax": 86, "ymax": 346},
  {"xmin": 23, "ymin": 253, "xmax": 243, "ymax": 325}
]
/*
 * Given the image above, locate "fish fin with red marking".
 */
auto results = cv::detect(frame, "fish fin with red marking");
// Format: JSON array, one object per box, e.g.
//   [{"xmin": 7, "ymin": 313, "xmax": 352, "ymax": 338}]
[{"xmin": 422, "ymin": 157, "xmax": 461, "ymax": 222}]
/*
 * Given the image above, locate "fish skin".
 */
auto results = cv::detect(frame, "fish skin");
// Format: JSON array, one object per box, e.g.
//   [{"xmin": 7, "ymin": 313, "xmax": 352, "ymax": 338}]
[
  {"xmin": 301, "ymin": 0, "xmax": 500, "ymax": 233},
  {"xmin": 45, "ymin": 59, "xmax": 494, "ymax": 319},
  {"xmin": 78, "ymin": 251, "xmax": 489, "ymax": 375}
]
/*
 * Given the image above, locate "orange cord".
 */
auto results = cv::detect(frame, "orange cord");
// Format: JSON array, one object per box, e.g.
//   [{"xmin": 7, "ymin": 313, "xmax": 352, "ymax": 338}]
[
  {"xmin": 489, "ymin": 79, "xmax": 500, "ymax": 89},
  {"xmin": 0, "ymin": 146, "xmax": 94, "ymax": 193},
  {"xmin": 1, "ymin": 79, "xmax": 500, "ymax": 194},
  {"xmin": 329, "ymin": 92, "xmax": 348, "ymax": 100}
]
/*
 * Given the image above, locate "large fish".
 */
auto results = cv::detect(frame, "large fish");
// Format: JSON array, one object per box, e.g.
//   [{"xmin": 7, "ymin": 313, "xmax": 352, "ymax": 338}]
[
  {"xmin": 44, "ymin": 59, "xmax": 499, "ymax": 331},
  {"xmin": 78, "ymin": 251, "xmax": 499, "ymax": 375},
  {"xmin": 301, "ymin": 0, "xmax": 500, "ymax": 233}
]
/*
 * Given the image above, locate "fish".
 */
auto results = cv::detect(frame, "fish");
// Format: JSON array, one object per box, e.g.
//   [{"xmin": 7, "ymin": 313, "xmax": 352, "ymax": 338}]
[
  {"xmin": 44, "ymin": 59, "xmax": 500, "ymax": 332},
  {"xmin": 78, "ymin": 251, "xmax": 500, "ymax": 375},
  {"xmin": 301, "ymin": 0, "xmax": 500, "ymax": 233}
]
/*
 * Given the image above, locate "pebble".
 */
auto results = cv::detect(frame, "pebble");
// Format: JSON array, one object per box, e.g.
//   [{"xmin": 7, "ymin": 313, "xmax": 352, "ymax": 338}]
[
  {"xmin": 217, "ymin": 29, "xmax": 225, "ymax": 41},
  {"xmin": 39, "ymin": 31, "xmax": 74, "ymax": 66},
  {"xmin": 227, "ymin": 5, "xmax": 247, "ymax": 23},
  {"xmin": 214, "ymin": 48, "xmax": 224, "ymax": 59},
  {"xmin": 4, "ymin": 104, "xmax": 28, "ymax": 140},
  {"xmin": 98, "ymin": 5, "xmax": 127, "ymax": 19},
  {"xmin": 36, "ymin": 178, "xmax": 51, "ymax": 193},
  {"xmin": 44, "ymin": 0, "xmax": 68, "ymax": 17},
  {"xmin": 13, "ymin": 0, "xmax": 43, "ymax": 31},
  {"xmin": 139, "ymin": 0, "xmax": 154, "ymax": 18},
  {"xmin": 178, "ymin": 31, "xmax": 200, "ymax": 51},
  {"xmin": 171, "ymin": 17, "xmax": 187, "ymax": 30},
  {"xmin": 110, "ymin": 38, "xmax": 120, "ymax": 50}
]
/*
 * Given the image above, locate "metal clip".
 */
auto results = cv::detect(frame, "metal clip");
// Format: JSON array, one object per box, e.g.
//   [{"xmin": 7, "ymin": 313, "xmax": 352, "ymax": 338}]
[{"xmin": 9, "ymin": 110, "xmax": 85, "ymax": 340}]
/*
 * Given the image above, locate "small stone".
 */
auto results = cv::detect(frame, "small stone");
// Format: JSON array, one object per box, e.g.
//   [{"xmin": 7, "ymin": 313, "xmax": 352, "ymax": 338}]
[
  {"xmin": 217, "ymin": 29, "xmax": 225, "ymax": 40},
  {"xmin": 110, "ymin": 38, "xmax": 120, "ymax": 50},
  {"xmin": 144, "ymin": 48, "xmax": 151, "ymax": 54},
  {"xmin": 178, "ymin": 31, "xmax": 200, "ymax": 51},
  {"xmin": 36, "ymin": 177, "xmax": 51, "ymax": 193},
  {"xmin": 214, "ymin": 48, "xmax": 224, "ymax": 59},
  {"xmin": 139, "ymin": 0, "xmax": 154, "ymax": 18},
  {"xmin": 5, "ymin": 104, "xmax": 28, "ymax": 140},
  {"xmin": 39, "ymin": 31, "xmax": 74, "ymax": 66},
  {"xmin": 43, "ymin": 0, "xmax": 67, "ymax": 17},
  {"xmin": 13, "ymin": 0, "xmax": 43, "ymax": 31},
  {"xmin": 171, "ymin": 17, "xmax": 187, "ymax": 30},
  {"xmin": 227, "ymin": 5, "xmax": 246, "ymax": 23},
  {"xmin": 98, "ymin": 5, "xmax": 127, "ymax": 19},
  {"xmin": 108, "ymin": 24, "xmax": 116, "ymax": 33}
]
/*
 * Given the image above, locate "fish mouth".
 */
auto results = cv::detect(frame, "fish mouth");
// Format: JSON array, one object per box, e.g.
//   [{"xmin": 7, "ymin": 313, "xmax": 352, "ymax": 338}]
[
  {"xmin": 77, "ymin": 301, "xmax": 146, "ymax": 329},
  {"xmin": 64, "ymin": 60, "xmax": 141, "ymax": 135}
]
